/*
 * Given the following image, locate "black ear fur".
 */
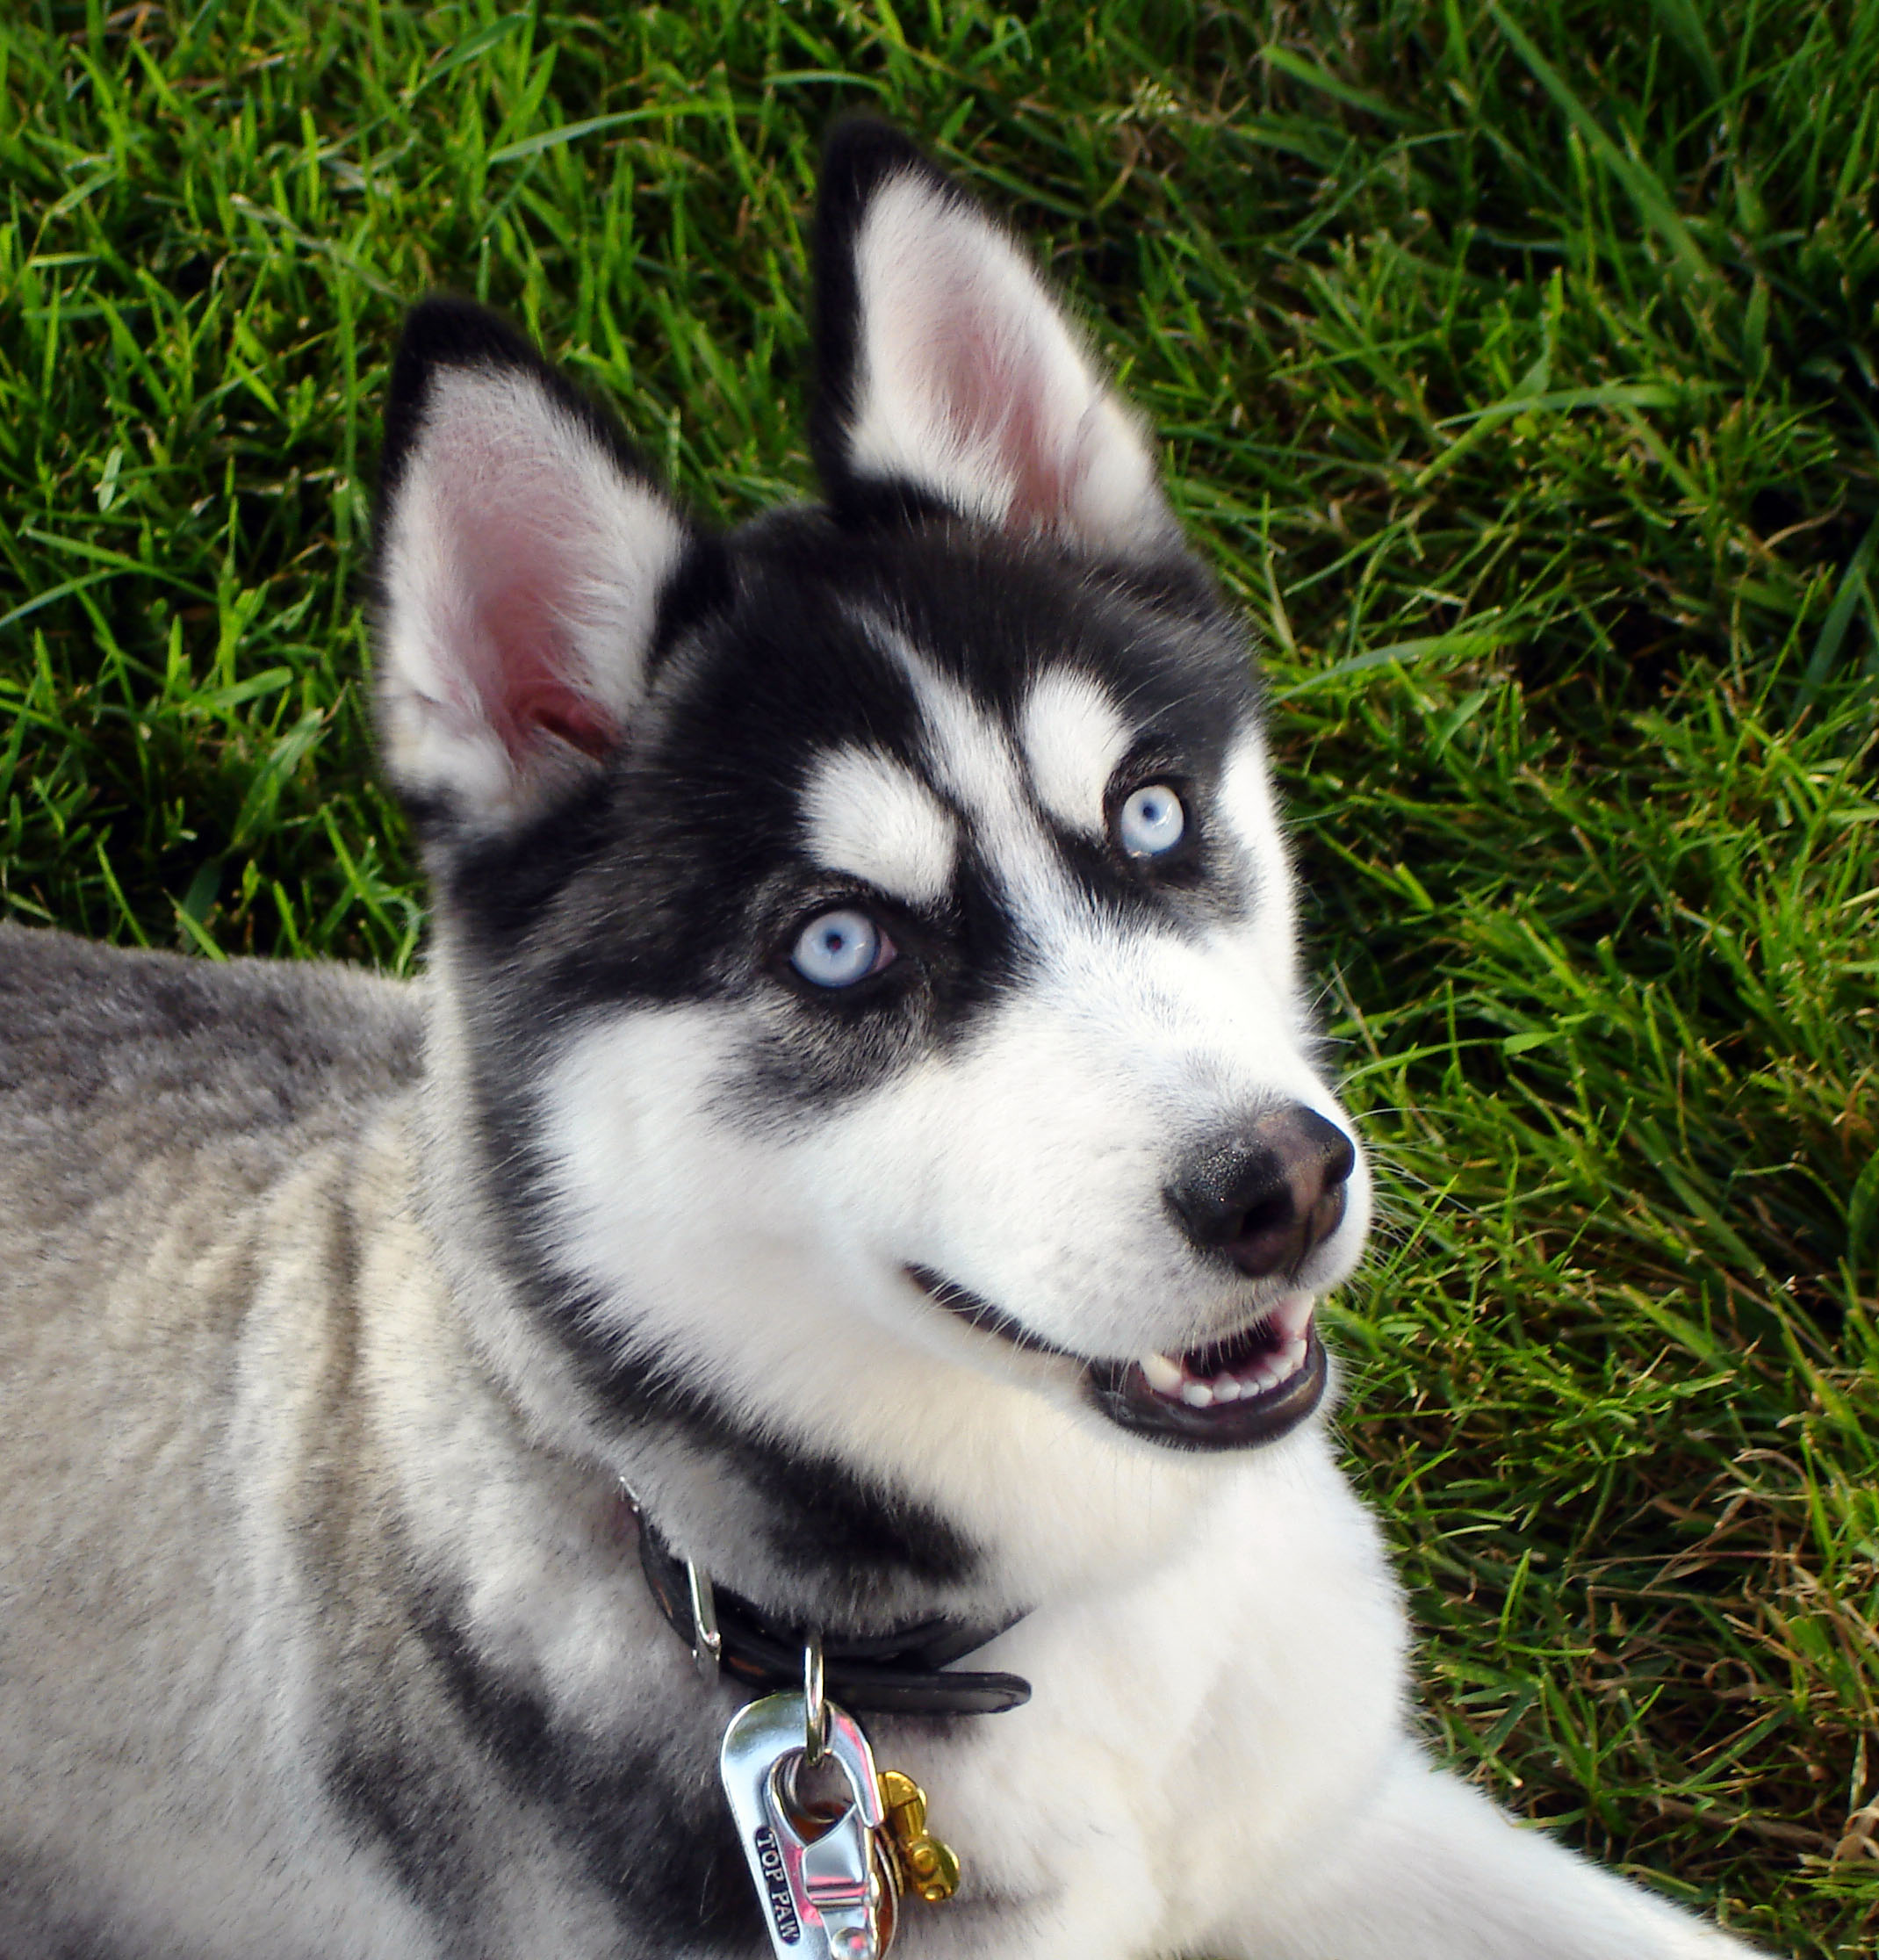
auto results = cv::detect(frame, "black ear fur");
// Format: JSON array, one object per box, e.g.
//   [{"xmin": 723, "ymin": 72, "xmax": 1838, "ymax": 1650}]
[{"xmin": 810, "ymin": 119, "xmax": 961, "ymax": 530}]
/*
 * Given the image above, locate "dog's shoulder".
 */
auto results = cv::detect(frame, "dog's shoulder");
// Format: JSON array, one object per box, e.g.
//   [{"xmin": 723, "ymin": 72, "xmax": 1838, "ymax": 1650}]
[{"xmin": 0, "ymin": 922, "xmax": 423, "ymax": 1182}]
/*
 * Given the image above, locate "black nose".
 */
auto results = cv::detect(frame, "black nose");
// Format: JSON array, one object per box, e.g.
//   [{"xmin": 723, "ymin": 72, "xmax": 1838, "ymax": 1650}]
[{"xmin": 1165, "ymin": 1106, "xmax": 1356, "ymax": 1279}]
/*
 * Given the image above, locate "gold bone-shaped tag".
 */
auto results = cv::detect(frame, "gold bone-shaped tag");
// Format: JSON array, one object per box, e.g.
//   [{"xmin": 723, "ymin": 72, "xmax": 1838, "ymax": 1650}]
[{"xmin": 875, "ymin": 1769, "xmax": 961, "ymax": 1905}]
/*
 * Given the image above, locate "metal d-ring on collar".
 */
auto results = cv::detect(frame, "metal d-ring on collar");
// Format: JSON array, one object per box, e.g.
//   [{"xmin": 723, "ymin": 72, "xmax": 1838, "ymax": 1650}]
[
  {"xmin": 803, "ymin": 1632, "xmax": 828, "ymax": 1764},
  {"xmin": 686, "ymin": 1558, "xmax": 723, "ymax": 1682},
  {"xmin": 621, "ymin": 1481, "xmax": 1033, "ymax": 1719}
]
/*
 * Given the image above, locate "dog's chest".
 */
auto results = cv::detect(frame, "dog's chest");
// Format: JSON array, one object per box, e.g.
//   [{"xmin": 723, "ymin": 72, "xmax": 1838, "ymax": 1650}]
[{"xmin": 814, "ymin": 1453, "xmax": 1407, "ymax": 1957}]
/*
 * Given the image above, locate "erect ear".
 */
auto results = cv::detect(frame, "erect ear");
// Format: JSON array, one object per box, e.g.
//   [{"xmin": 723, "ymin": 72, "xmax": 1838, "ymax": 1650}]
[
  {"xmin": 371, "ymin": 299, "xmax": 697, "ymax": 828},
  {"xmin": 810, "ymin": 120, "xmax": 1177, "ymax": 558}
]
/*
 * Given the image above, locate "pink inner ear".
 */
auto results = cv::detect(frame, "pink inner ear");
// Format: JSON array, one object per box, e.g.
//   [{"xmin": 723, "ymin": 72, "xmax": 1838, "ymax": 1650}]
[
  {"xmin": 453, "ymin": 498, "xmax": 622, "ymax": 765},
  {"xmin": 931, "ymin": 308, "xmax": 1081, "ymax": 534},
  {"xmin": 509, "ymin": 679, "xmax": 619, "ymax": 760}
]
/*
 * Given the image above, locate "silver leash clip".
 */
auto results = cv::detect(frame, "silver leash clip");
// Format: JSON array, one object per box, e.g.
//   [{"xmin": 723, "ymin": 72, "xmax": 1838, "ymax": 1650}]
[{"xmin": 719, "ymin": 1669, "xmax": 896, "ymax": 1960}]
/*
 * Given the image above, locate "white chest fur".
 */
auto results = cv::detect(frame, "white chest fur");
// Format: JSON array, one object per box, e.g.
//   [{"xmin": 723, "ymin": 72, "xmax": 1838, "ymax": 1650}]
[{"xmin": 887, "ymin": 1438, "xmax": 1405, "ymax": 1958}]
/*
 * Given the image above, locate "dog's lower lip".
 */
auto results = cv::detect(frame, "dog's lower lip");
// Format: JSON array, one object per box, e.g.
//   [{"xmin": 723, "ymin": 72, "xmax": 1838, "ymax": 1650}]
[{"xmin": 904, "ymin": 1265, "xmax": 1326, "ymax": 1451}]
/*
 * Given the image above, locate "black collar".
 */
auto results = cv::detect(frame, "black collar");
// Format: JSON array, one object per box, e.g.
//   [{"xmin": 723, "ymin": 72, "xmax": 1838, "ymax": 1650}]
[{"xmin": 628, "ymin": 1496, "xmax": 1032, "ymax": 1718}]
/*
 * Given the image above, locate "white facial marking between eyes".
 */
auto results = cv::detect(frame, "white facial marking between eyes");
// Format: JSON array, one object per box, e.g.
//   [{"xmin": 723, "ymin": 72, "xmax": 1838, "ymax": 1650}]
[
  {"xmin": 1019, "ymin": 671, "xmax": 1133, "ymax": 838},
  {"xmin": 1118, "ymin": 783, "xmax": 1185, "ymax": 857},
  {"xmin": 800, "ymin": 745, "xmax": 956, "ymax": 906},
  {"xmin": 858, "ymin": 616, "xmax": 1072, "ymax": 931}
]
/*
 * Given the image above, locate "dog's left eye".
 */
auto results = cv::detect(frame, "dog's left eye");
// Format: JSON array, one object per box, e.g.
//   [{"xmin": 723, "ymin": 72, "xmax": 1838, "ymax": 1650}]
[
  {"xmin": 1117, "ymin": 783, "xmax": 1185, "ymax": 858},
  {"xmin": 789, "ymin": 909, "xmax": 896, "ymax": 989}
]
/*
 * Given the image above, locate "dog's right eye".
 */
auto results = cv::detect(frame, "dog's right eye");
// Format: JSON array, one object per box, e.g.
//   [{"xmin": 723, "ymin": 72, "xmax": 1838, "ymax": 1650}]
[{"xmin": 788, "ymin": 909, "xmax": 896, "ymax": 989}]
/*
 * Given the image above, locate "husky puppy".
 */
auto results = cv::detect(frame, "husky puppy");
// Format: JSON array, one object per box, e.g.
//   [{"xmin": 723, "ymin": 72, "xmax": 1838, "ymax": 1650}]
[{"xmin": 0, "ymin": 122, "xmax": 1766, "ymax": 1959}]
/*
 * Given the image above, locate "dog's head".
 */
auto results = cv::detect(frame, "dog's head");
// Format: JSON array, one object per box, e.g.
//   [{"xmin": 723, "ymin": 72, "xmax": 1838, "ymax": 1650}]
[{"xmin": 371, "ymin": 125, "xmax": 1371, "ymax": 1595}]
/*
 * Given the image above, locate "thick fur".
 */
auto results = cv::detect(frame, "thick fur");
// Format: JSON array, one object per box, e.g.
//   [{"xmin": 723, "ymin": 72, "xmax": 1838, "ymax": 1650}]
[{"xmin": 0, "ymin": 123, "xmax": 1767, "ymax": 1959}]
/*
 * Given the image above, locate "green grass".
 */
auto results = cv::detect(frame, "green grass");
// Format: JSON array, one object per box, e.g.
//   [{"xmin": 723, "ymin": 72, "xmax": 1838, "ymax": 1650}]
[{"xmin": 3, "ymin": 1, "xmax": 1875, "ymax": 1952}]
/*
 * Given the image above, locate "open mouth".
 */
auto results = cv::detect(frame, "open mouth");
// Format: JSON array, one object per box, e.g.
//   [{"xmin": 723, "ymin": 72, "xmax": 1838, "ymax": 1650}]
[
  {"xmin": 906, "ymin": 1268, "xmax": 1327, "ymax": 1452},
  {"xmin": 1086, "ymin": 1293, "xmax": 1326, "ymax": 1450}
]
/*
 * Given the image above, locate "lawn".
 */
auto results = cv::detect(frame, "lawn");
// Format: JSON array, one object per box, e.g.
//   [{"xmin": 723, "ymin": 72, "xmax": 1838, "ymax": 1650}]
[{"xmin": 2, "ymin": 1, "xmax": 1875, "ymax": 1953}]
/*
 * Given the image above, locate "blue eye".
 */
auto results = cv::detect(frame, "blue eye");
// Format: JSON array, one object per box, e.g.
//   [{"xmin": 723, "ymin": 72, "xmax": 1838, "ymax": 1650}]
[
  {"xmin": 789, "ymin": 909, "xmax": 892, "ymax": 989},
  {"xmin": 1118, "ymin": 783, "xmax": 1185, "ymax": 857}
]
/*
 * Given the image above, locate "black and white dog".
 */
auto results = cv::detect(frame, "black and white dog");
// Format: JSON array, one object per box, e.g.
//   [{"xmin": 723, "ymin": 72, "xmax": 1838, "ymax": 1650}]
[{"xmin": 0, "ymin": 121, "xmax": 1765, "ymax": 1958}]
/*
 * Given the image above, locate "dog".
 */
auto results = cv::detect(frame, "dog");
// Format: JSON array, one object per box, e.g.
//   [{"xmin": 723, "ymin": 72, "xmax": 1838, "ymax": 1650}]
[{"xmin": 0, "ymin": 120, "xmax": 1767, "ymax": 1959}]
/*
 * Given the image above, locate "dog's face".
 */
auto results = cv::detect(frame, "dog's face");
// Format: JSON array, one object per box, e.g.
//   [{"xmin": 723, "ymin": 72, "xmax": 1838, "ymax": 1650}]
[{"xmin": 372, "ymin": 125, "xmax": 1369, "ymax": 1486}]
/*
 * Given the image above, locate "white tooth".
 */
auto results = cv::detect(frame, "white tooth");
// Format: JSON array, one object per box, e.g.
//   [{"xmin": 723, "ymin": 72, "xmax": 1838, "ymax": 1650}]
[
  {"xmin": 1246, "ymin": 1364, "xmax": 1281, "ymax": 1393},
  {"xmin": 1180, "ymin": 1380, "xmax": 1215, "ymax": 1409},
  {"xmin": 1211, "ymin": 1374, "xmax": 1242, "ymax": 1402},
  {"xmin": 1141, "ymin": 1352, "xmax": 1184, "ymax": 1395},
  {"xmin": 1275, "ymin": 1293, "xmax": 1317, "ymax": 1340}
]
